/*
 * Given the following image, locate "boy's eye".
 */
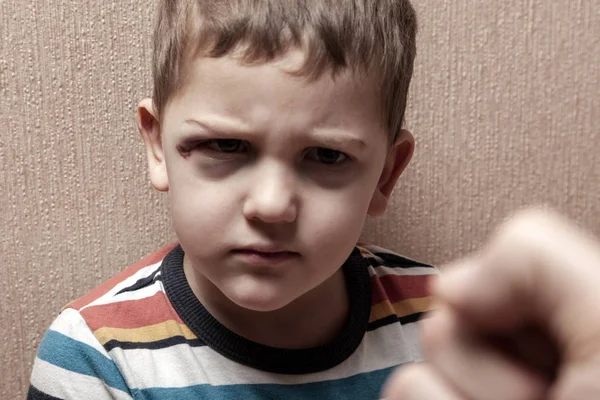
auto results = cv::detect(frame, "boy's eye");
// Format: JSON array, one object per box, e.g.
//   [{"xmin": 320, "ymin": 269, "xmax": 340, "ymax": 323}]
[
  {"xmin": 305, "ymin": 147, "xmax": 348, "ymax": 164},
  {"xmin": 205, "ymin": 139, "xmax": 248, "ymax": 153}
]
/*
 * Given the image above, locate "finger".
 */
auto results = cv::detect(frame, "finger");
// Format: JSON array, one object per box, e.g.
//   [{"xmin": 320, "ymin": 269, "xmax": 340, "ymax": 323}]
[
  {"xmin": 434, "ymin": 207, "xmax": 600, "ymax": 359},
  {"xmin": 381, "ymin": 363, "xmax": 464, "ymax": 400},
  {"xmin": 421, "ymin": 307, "xmax": 549, "ymax": 400}
]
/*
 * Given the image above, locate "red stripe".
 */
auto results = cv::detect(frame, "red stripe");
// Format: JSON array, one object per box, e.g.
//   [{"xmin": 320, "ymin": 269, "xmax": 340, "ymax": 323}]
[
  {"xmin": 68, "ymin": 243, "xmax": 178, "ymax": 311},
  {"xmin": 370, "ymin": 274, "xmax": 432, "ymax": 305},
  {"xmin": 81, "ymin": 291, "xmax": 184, "ymax": 331}
]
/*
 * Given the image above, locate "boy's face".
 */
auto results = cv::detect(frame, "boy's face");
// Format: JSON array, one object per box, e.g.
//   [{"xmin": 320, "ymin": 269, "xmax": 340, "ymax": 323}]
[{"xmin": 138, "ymin": 49, "xmax": 413, "ymax": 313}]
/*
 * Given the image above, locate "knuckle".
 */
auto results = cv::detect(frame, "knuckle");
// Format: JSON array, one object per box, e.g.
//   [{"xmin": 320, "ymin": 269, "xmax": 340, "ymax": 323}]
[{"xmin": 491, "ymin": 206, "xmax": 562, "ymax": 253}]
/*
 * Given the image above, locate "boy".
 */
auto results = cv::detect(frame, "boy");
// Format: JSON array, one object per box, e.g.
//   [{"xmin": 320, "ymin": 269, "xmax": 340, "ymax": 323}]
[{"xmin": 29, "ymin": 0, "xmax": 437, "ymax": 398}]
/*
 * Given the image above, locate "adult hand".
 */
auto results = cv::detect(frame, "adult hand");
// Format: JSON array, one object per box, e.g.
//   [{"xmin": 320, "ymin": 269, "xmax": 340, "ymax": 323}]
[{"xmin": 383, "ymin": 207, "xmax": 600, "ymax": 400}]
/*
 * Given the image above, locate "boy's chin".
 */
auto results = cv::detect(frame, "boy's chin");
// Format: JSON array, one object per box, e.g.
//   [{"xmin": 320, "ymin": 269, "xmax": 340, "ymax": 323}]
[
  {"xmin": 224, "ymin": 286, "xmax": 300, "ymax": 313},
  {"xmin": 228, "ymin": 293, "xmax": 295, "ymax": 313}
]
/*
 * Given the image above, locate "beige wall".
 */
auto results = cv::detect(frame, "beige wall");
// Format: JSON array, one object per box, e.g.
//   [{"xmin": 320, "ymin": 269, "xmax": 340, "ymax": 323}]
[{"xmin": 1, "ymin": 0, "xmax": 598, "ymax": 397}]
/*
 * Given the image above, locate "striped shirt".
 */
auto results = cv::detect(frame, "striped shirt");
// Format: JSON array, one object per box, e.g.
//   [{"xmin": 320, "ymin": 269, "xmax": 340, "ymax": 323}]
[{"xmin": 29, "ymin": 243, "xmax": 437, "ymax": 399}]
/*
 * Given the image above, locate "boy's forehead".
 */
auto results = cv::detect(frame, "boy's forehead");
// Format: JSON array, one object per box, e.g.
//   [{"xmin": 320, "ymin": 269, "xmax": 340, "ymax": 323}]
[
  {"xmin": 179, "ymin": 54, "xmax": 377, "ymax": 111},
  {"xmin": 164, "ymin": 50, "xmax": 386, "ymax": 146},
  {"xmin": 177, "ymin": 48, "xmax": 381, "ymax": 107}
]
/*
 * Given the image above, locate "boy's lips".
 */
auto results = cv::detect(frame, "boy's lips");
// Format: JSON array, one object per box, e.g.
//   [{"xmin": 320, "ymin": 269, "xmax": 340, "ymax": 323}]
[{"xmin": 231, "ymin": 246, "xmax": 300, "ymax": 266}]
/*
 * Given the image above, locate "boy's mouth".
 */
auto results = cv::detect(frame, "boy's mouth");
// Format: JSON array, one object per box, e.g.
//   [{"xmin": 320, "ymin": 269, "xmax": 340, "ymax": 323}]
[{"xmin": 231, "ymin": 247, "xmax": 300, "ymax": 266}]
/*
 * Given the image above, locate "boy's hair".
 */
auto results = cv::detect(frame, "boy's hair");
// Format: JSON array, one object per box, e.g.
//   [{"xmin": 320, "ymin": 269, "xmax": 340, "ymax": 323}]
[{"xmin": 152, "ymin": 0, "xmax": 417, "ymax": 143}]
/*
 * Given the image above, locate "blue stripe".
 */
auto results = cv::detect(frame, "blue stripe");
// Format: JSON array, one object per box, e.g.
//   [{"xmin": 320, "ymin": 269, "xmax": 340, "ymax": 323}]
[
  {"xmin": 134, "ymin": 366, "xmax": 395, "ymax": 400},
  {"xmin": 37, "ymin": 330, "xmax": 130, "ymax": 394}
]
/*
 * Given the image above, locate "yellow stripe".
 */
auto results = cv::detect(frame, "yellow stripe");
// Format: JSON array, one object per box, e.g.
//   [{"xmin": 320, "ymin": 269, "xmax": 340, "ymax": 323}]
[
  {"xmin": 357, "ymin": 246, "xmax": 375, "ymax": 258},
  {"xmin": 369, "ymin": 296, "xmax": 435, "ymax": 323},
  {"xmin": 94, "ymin": 320, "xmax": 197, "ymax": 345},
  {"xmin": 369, "ymin": 301, "xmax": 396, "ymax": 323},
  {"xmin": 393, "ymin": 296, "xmax": 435, "ymax": 317}
]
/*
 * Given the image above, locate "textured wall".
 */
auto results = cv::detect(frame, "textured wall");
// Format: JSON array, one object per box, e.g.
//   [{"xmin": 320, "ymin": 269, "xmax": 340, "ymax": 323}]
[{"xmin": 1, "ymin": 0, "xmax": 599, "ymax": 397}]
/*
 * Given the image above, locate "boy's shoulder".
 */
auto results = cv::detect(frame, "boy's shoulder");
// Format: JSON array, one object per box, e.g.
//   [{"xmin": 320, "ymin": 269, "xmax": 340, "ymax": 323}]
[
  {"xmin": 61, "ymin": 243, "xmax": 183, "ymax": 348},
  {"xmin": 356, "ymin": 243, "xmax": 436, "ymax": 271},
  {"xmin": 356, "ymin": 243, "xmax": 438, "ymax": 328},
  {"xmin": 31, "ymin": 244, "xmax": 187, "ymax": 399},
  {"xmin": 67, "ymin": 242, "xmax": 178, "ymax": 312}
]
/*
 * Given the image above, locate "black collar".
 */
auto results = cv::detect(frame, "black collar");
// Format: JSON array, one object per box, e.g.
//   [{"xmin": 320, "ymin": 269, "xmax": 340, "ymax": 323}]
[{"xmin": 161, "ymin": 245, "xmax": 371, "ymax": 374}]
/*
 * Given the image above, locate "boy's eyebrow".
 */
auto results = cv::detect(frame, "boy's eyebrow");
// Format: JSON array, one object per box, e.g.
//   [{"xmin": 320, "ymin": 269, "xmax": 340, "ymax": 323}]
[
  {"xmin": 184, "ymin": 118, "xmax": 368, "ymax": 150},
  {"xmin": 309, "ymin": 129, "xmax": 368, "ymax": 151},
  {"xmin": 184, "ymin": 118, "xmax": 251, "ymax": 136}
]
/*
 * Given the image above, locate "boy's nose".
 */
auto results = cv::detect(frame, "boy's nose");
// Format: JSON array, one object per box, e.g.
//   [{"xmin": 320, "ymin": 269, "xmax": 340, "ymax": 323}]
[{"xmin": 242, "ymin": 164, "xmax": 298, "ymax": 224}]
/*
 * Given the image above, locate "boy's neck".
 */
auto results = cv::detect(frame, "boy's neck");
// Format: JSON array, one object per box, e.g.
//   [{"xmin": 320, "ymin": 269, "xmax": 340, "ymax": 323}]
[{"xmin": 183, "ymin": 256, "xmax": 349, "ymax": 349}]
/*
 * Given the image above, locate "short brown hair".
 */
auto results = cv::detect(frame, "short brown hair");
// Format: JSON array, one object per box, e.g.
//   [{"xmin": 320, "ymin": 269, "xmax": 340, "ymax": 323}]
[{"xmin": 152, "ymin": 0, "xmax": 417, "ymax": 143}]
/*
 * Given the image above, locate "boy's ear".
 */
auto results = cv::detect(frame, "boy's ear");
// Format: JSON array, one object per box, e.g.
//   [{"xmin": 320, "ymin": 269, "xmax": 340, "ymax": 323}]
[
  {"xmin": 367, "ymin": 129, "xmax": 415, "ymax": 216},
  {"xmin": 137, "ymin": 98, "xmax": 169, "ymax": 192}
]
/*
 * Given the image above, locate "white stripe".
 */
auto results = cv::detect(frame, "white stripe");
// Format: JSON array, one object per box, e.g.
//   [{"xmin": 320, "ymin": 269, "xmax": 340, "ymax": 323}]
[
  {"xmin": 110, "ymin": 321, "xmax": 421, "ymax": 389},
  {"xmin": 369, "ymin": 265, "xmax": 440, "ymax": 278},
  {"xmin": 402, "ymin": 322, "xmax": 425, "ymax": 362},
  {"xmin": 50, "ymin": 308, "xmax": 111, "ymax": 357},
  {"xmin": 31, "ymin": 358, "xmax": 133, "ymax": 400},
  {"xmin": 110, "ymin": 281, "xmax": 164, "ymax": 303},
  {"xmin": 81, "ymin": 261, "xmax": 163, "ymax": 310}
]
